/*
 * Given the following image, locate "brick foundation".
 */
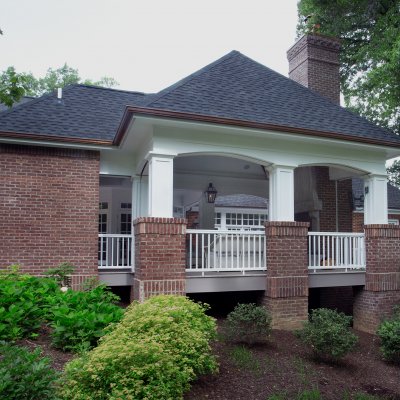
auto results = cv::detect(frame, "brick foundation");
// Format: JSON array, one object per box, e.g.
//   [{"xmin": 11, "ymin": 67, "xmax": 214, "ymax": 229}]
[
  {"xmin": 263, "ymin": 221, "xmax": 309, "ymax": 329},
  {"xmin": 0, "ymin": 144, "xmax": 99, "ymax": 282},
  {"xmin": 353, "ymin": 224, "xmax": 400, "ymax": 333},
  {"xmin": 132, "ymin": 217, "xmax": 187, "ymax": 301}
]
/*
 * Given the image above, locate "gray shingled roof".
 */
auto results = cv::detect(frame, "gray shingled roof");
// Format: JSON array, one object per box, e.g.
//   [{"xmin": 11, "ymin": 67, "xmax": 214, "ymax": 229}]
[
  {"xmin": 0, "ymin": 85, "xmax": 147, "ymax": 141},
  {"xmin": 0, "ymin": 51, "xmax": 398, "ymax": 144},
  {"xmin": 215, "ymin": 194, "xmax": 268, "ymax": 209},
  {"xmin": 352, "ymin": 178, "xmax": 400, "ymax": 210},
  {"xmin": 0, "ymin": 96, "xmax": 35, "ymax": 112},
  {"xmin": 144, "ymin": 51, "xmax": 399, "ymax": 144}
]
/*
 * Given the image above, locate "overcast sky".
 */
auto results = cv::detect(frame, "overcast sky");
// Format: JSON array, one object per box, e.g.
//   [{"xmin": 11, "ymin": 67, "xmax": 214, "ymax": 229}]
[{"xmin": 1, "ymin": 0, "xmax": 299, "ymax": 93}]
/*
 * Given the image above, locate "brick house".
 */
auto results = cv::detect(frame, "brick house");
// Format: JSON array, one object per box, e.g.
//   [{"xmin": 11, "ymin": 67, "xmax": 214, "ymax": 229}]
[{"xmin": 1, "ymin": 34, "xmax": 400, "ymax": 332}]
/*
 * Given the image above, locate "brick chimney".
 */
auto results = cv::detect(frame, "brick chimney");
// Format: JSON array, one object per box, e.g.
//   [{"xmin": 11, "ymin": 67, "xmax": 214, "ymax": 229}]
[{"xmin": 287, "ymin": 34, "xmax": 341, "ymax": 105}]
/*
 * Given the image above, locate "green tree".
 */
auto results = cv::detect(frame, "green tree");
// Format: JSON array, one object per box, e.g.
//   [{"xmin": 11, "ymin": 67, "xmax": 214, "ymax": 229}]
[
  {"xmin": 387, "ymin": 159, "xmax": 400, "ymax": 187},
  {"xmin": 297, "ymin": 0, "xmax": 400, "ymax": 134},
  {"xmin": 0, "ymin": 67, "xmax": 29, "ymax": 107},
  {"xmin": 0, "ymin": 63, "xmax": 119, "ymax": 106}
]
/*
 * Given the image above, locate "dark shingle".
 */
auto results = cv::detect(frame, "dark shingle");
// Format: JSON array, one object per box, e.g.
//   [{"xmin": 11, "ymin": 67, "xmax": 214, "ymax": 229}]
[
  {"xmin": 0, "ymin": 85, "xmax": 147, "ymax": 141},
  {"xmin": 215, "ymin": 194, "xmax": 268, "ymax": 209},
  {"xmin": 145, "ymin": 51, "xmax": 400, "ymax": 144}
]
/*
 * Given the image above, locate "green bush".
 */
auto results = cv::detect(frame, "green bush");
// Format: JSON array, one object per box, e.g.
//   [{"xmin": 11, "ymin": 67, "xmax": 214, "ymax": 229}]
[
  {"xmin": 59, "ymin": 295, "xmax": 218, "ymax": 400},
  {"xmin": 225, "ymin": 303, "xmax": 272, "ymax": 344},
  {"xmin": 48, "ymin": 285, "xmax": 124, "ymax": 352},
  {"xmin": 377, "ymin": 305, "xmax": 400, "ymax": 363},
  {"xmin": 0, "ymin": 270, "xmax": 60, "ymax": 341},
  {"xmin": 0, "ymin": 342, "xmax": 59, "ymax": 400},
  {"xmin": 297, "ymin": 308, "xmax": 358, "ymax": 360}
]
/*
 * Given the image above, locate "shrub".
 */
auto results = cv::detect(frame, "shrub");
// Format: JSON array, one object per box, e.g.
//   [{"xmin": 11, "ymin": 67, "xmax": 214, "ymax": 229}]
[
  {"xmin": 0, "ymin": 342, "xmax": 59, "ymax": 400},
  {"xmin": 225, "ymin": 303, "xmax": 272, "ymax": 344},
  {"xmin": 45, "ymin": 262, "xmax": 75, "ymax": 288},
  {"xmin": 48, "ymin": 285, "xmax": 124, "ymax": 352},
  {"xmin": 377, "ymin": 305, "xmax": 400, "ymax": 363},
  {"xmin": 59, "ymin": 295, "xmax": 218, "ymax": 400},
  {"xmin": 297, "ymin": 308, "xmax": 358, "ymax": 360},
  {"xmin": 0, "ymin": 269, "xmax": 60, "ymax": 341}
]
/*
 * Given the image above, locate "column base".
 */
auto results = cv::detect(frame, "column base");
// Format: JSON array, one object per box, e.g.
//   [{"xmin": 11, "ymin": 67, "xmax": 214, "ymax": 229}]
[
  {"xmin": 353, "ymin": 288, "xmax": 400, "ymax": 334},
  {"xmin": 263, "ymin": 296, "xmax": 308, "ymax": 330}
]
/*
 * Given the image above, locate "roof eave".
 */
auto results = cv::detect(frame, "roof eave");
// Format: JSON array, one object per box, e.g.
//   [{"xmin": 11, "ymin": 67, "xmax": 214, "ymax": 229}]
[
  {"xmin": 0, "ymin": 130, "xmax": 114, "ymax": 147},
  {"xmin": 114, "ymin": 106, "xmax": 400, "ymax": 149}
]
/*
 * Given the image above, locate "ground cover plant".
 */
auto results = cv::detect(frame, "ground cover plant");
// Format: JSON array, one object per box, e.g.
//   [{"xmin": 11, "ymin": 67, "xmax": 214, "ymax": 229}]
[
  {"xmin": 0, "ymin": 264, "xmax": 124, "ymax": 352},
  {"xmin": 59, "ymin": 295, "xmax": 218, "ymax": 400},
  {"xmin": 0, "ymin": 341, "xmax": 59, "ymax": 400},
  {"xmin": 297, "ymin": 308, "xmax": 358, "ymax": 360},
  {"xmin": 377, "ymin": 305, "xmax": 400, "ymax": 363},
  {"xmin": 0, "ymin": 265, "xmax": 60, "ymax": 341}
]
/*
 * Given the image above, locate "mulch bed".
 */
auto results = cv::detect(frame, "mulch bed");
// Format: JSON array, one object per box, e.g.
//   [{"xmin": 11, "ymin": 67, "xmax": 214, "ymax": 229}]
[
  {"xmin": 18, "ymin": 322, "xmax": 400, "ymax": 399},
  {"xmin": 186, "ymin": 327, "xmax": 400, "ymax": 400}
]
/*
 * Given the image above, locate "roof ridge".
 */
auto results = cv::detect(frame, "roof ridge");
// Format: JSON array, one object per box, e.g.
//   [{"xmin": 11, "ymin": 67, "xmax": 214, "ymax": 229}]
[
  {"xmin": 144, "ymin": 50, "xmax": 241, "ymax": 107},
  {"xmin": 72, "ymin": 84, "xmax": 148, "ymax": 96}
]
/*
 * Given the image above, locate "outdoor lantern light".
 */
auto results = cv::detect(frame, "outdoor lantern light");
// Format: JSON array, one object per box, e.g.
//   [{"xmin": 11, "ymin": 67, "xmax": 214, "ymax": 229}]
[{"xmin": 205, "ymin": 182, "xmax": 217, "ymax": 203}]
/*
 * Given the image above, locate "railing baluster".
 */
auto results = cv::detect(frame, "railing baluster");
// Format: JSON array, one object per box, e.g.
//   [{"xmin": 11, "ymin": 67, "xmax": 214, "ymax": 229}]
[{"xmin": 307, "ymin": 232, "xmax": 366, "ymax": 273}]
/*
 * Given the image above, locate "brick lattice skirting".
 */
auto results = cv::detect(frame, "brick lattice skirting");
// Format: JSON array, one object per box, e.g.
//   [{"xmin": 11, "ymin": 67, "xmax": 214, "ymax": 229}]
[{"xmin": 264, "ymin": 221, "xmax": 309, "ymax": 330}]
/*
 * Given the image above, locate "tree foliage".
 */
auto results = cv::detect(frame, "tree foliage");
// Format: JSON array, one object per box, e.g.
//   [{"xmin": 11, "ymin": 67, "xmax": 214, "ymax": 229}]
[
  {"xmin": 0, "ymin": 63, "xmax": 118, "ymax": 106},
  {"xmin": 387, "ymin": 159, "xmax": 400, "ymax": 187},
  {"xmin": 0, "ymin": 67, "xmax": 29, "ymax": 107},
  {"xmin": 297, "ymin": 0, "xmax": 400, "ymax": 134}
]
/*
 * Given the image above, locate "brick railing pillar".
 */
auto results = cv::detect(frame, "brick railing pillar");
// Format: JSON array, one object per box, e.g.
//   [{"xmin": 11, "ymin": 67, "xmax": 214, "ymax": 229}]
[
  {"xmin": 263, "ymin": 221, "xmax": 309, "ymax": 330},
  {"xmin": 353, "ymin": 224, "xmax": 400, "ymax": 333},
  {"xmin": 132, "ymin": 217, "xmax": 187, "ymax": 302}
]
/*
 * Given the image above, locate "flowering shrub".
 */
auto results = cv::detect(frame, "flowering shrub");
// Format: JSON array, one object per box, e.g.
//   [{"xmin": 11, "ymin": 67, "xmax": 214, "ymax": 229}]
[
  {"xmin": 60, "ymin": 295, "xmax": 218, "ymax": 400},
  {"xmin": 377, "ymin": 305, "xmax": 400, "ymax": 363}
]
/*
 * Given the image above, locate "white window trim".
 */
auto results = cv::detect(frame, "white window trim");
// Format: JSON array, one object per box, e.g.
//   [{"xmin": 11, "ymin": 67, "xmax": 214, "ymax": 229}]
[{"xmin": 215, "ymin": 207, "xmax": 268, "ymax": 231}]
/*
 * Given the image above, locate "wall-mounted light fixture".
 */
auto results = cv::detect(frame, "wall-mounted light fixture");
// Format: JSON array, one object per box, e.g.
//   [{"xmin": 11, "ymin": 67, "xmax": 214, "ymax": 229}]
[{"xmin": 205, "ymin": 182, "xmax": 217, "ymax": 204}]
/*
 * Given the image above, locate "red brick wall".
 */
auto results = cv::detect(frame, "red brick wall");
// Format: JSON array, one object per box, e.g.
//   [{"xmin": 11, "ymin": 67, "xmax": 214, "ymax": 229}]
[
  {"xmin": 186, "ymin": 211, "xmax": 199, "ymax": 229},
  {"xmin": 352, "ymin": 212, "xmax": 364, "ymax": 232},
  {"xmin": 353, "ymin": 224, "xmax": 400, "ymax": 333},
  {"xmin": 264, "ymin": 221, "xmax": 309, "ymax": 329},
  {"xmin": 287, "ymin": 34, "xmax": 341, "ymax": 105},
  {"xmin": 0, "ymin": 144, "xmax": 99, "ymax": 284},
  {"xmin": 133, "ymin": 217, "xmax": 186, "ymax": 301},
  {"xmin": 315, "ymin": 167, "xmax": 352, "ymax": 232}
]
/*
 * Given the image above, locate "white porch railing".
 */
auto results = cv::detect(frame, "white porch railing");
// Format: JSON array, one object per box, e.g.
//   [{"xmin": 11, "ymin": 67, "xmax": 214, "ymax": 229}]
[
  {"xmin": 98, "ymin": 234, "xmax": 134, "ymax": 269},
  {"xmin": 186, "ymin": 229, "xmax": 266, "ymax": 275},
  {"xmin": 308, "ymin": 232, "xmax": 365, "ymax": 272}
]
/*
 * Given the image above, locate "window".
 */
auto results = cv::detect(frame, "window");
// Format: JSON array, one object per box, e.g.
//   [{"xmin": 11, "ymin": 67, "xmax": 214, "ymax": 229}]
[
  {"xmin": 98, "ymin": 202, "xmax": 109, "ymax": 262},
  {"xmin": 215, "ymin": 209, "xmax": 267, "ymax": 231},
  {"xmin": 388, "ymin": 218, "xmax": 399, "ymax": 225}
]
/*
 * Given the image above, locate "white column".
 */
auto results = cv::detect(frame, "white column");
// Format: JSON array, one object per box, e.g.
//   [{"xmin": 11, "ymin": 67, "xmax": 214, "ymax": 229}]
[
  {"xmin": 268, "ymin": 165, "xmax": 295, "ymax": 221},
  {"xmin": 364, "ymin": 174, "xmax": 388, "ymax": 225},
  {"xmin": 132, "ymin": 176, "xmax": 148, "ymax": 219},
  {"xmin": 147, "ymin": 153, "xmax": 174, "ymax": 218}
]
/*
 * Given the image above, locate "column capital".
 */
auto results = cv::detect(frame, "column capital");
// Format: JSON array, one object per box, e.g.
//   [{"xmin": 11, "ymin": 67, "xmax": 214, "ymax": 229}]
[
  {"xmin": 145, "ymin": 151, "xmax": 177, "ymax": 161},
  {"xmin": 266, "ymin": 164, "xmax": 297, "ymax": 173}
]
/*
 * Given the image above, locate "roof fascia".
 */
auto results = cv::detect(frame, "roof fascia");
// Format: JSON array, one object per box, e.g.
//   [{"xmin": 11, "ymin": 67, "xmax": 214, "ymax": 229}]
[{"xmin": 115, "ymin": 107, "xmax": 400, "ymax": 150}]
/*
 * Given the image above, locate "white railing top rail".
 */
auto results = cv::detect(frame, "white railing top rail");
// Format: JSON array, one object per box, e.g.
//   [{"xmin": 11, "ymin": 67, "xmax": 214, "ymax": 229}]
[
  {"xmin": 98, "ymin": 233, "xmax": 133, "ymax": 238},
  {"xmin": 187, "ymin": 229, "xmax": 265, "ymax": 235},
  {"xmin": 308, "ymin": 232, "xmax": 365, "ymax": 237}
]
